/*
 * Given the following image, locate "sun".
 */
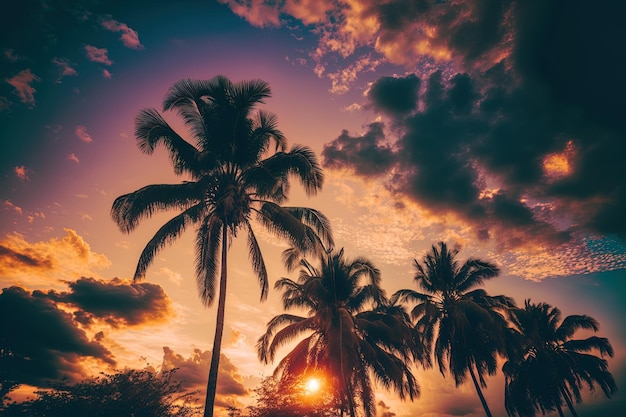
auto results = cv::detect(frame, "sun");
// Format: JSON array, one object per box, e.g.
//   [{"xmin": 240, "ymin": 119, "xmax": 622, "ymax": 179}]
[{"xmin": 305, "ymin": 377, "xmax": 321, "ymax": 394}]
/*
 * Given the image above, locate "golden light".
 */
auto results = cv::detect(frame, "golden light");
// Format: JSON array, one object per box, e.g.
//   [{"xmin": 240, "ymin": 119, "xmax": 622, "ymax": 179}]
[
  {"xmin": 543, "ymin": 140, "xmax": 576, "ymax": 181},
  {"xmin": 305, "ymin": 377, "xmax": 321, "ymax": 394}
]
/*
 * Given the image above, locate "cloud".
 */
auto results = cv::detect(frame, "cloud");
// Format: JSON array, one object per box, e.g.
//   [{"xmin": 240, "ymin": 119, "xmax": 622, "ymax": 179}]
[
  {"xmin": 101, "ymin": 18, "xmax": 144, "ymax": 50},
  {"xmin": 160, "ymin": 346, "xmax": 249, "ymax": 408},
  {"xmin": 218, "ymin": 0, "xmax": 280, "ymax": 28},
  {"xmin": 52, "ymin": 57, "xmax": 78, "ymax": 83},
  {"xmin": 75, "ymin": 125, "xmax": 93, "ymax": 143},
  {"xmin": 14, "ymin": 165, "xmax": 30, "ymax": 180},
  {"xmin": 5, "ymin": 69, "xmax": 40, "ymax": 106},
  {"xmin": 366, "ymin": 74, "xmax": 420, "ymax": 116},
  {"xmin": 322, "ymin": 122, "xmax": 394, "ymax": 177},
  {"xmin": 4, "ymin": 200, "xmax": 23, "ymax": 215},
  {"xmin": 102, "ymin": 69, "xmax": 112, "ymax": 79},
  {"xmin": 0, "ymin": 286, "xmax": 115, "ymax": 387},
  {"xmin": 67, "ymin": 153, "xmax": 80, "ymax": 163},
  {"xmin": 46, "ymin": 277, "xmax": 174, "ymax": 328},
  {"xmin": 3, "ymin": 48, "xmax": 22, "ymax": 62},
  {"xmin": 158, "ymin": 267, "xmax": 183, "ymax": 285},
  {"xmin": 0, "ymin": 229, "xmax": 111, "ymax": 290},
  {"xmin": 84, "ymin": 45, "xmax": 112, "ymax": 65},
  {"xmin": 322, "ymin": 35, "xmax": 626, "ymax": 250}
]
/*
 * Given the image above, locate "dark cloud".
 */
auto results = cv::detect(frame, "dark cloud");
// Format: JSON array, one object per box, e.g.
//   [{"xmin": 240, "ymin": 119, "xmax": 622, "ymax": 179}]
[
  {"xmin": 47, "ymin": 277, "xmax": 173, "ymax": 327},
  {"xmin": 0, "ymin": 244, "xmax": 53, "ymax": 270},
  {"xmin": 374, "ymin": 0, "xmax": 514, "ymax": 67},
  {"xmin": 160, "ymin": 346, "xmax": 248, "ymax": 408},
  {"xmin": 322, "ymin": 122, "xmax": 395, "ymax": 177},
  {"xmin": 323, "ymin": 1, "xmax": 626, "ymax": 248},
  {"xmin": 367, "ymin": 74, "xmax": 420, "ymax": 116},
  {"xmin": 0, "ymin": 286, "xmax": 115, "ymax": 387}
]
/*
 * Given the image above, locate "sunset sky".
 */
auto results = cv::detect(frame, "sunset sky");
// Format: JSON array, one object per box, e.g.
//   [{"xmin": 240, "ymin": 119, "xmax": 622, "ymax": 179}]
[{"xmin": 2, "ymin": 1, "xmax": 626, "ymax": 416}]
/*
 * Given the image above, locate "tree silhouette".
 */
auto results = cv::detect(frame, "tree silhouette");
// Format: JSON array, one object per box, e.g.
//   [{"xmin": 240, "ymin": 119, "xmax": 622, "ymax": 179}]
[
  {"xmin": 392, "ymin": 241, "xmax": 514, "ymax": 417},
  {"xmin": 258, "ymin": 248, "xmax": 421, "ymax": 417},
  {"xmin": 111, "ymin": 75, "xmax": 333, "ymax": 417},
  {"xmin": 503, "ymin": 300, "xmax": 617, "ymax": 417},
  {"xmin": 1, "ymin": 368, "xmax": 199, "ymax": 417}
]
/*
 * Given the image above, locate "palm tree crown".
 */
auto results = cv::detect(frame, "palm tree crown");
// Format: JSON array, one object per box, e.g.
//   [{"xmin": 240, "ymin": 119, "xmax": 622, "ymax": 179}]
[
  {"xmin": 503, "ymin": 300, "xmax": 617, "ymax": 417},
  {"xmin": 258, "ymin": 248, "xmax": 421, "ymax": 417},
  {"xmin": 392, "ymin": 241, "xmax": 514, "ymax": 417},
  {"xmin": 111, "ymin": 75, "xmax": 333, "ymax": 417}
]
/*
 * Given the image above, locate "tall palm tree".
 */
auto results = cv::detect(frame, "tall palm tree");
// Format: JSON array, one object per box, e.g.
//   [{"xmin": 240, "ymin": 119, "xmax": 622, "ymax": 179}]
[
  {"xmin": 111, "ymin": 75, "xmax": 333, "ymax": 417},
  {"xmin": 257, "ymin": 248, "xmax": 422, "ymax": 417},
  {"xmin": 392, "ymin": 241, "xmax": 514, "ymax": 417},
  {"xmin": 503, "ymin": 300, "xmax": 617, "ymax": 417}
]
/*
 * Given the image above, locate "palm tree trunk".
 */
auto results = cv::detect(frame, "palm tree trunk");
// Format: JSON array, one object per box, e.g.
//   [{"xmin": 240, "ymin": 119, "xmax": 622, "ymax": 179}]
[
  {"xmin": 468, "ymin": 365, "xmax": 493, "ymax": 417},
  {"xmin": 203, "ymin": 226, "xmax": 229, "ymax": 417},
  {"xmin": 559, "ymin": 387, "xmax": 579, "ymax": 417}
]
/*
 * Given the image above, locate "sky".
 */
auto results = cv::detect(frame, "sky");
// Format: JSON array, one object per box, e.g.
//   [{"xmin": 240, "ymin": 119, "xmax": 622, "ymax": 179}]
[{"xmin": 1, "ymin": 0, "xmax": 626, "ymax": 416}]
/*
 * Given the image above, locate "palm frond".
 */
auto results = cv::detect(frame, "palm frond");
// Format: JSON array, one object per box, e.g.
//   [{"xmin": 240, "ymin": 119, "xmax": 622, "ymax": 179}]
[
  {"xmin": 246, "ymin": 222, "xmax": 269, "ymax": 301},
  {"xmin": 134, "ymin": 204, "xmax": 201, "ymax": 280},
  {"xmin": 135, "ymin": 108, "xmax": 202, "ymax": 175},
  {"xmin": 111, "ymin": 182, "xmax": 201, "ymax": 233},
  {"xmin": 195, "ymin": 214, "xmax": 222, "ymax": 306}
]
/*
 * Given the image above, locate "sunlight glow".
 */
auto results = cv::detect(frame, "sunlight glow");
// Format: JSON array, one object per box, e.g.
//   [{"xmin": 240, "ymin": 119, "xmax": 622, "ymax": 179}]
[{"xmin": 305, "ymin": 378, "xmax": 321, "ymax": 394}]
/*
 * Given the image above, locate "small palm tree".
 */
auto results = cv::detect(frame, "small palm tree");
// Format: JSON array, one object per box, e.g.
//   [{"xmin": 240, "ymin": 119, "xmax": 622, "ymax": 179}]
[
  {"xmin": 503, "ymin": 300, "xmax": 617, "ymax": 417},
  {"xmin": 258, "ymin": 248, "xmax": 421, "ymax": 417},
  {"xmin": 392, "ymin": 241, "xmax": 514, "ymax": 417},
  {"xmin": 111, "ymin": 75, "xmax": 333, "ymax": 417}
]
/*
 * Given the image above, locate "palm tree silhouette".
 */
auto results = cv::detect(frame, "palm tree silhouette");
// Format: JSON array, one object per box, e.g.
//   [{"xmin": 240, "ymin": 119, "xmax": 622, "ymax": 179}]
[
  {"xmin": 392, "ymin": 241, "xmax": 514, "ymax": 417},
  {"xmin": 257, "ymin": 248, "xmax": 421, "ymax": 417},
  {"xmin": 503, "ymin": 300, "xmax": 617, "ymax": 417},
  {"xmin": 111, "ymin": 75, "xmax": 333, "ymax": 417}
]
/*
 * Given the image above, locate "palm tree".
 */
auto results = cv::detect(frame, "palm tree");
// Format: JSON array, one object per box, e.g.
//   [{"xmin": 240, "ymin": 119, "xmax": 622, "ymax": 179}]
[
  {"xmin": 257, "ymin": 248, "xmax": 422, "ymax": 417},
  {"xmin": 111, "ymin": 75, "xmax": 333, "ymax": 417},
  {"xmin": 391, "ymin": 241, "xmax": 515, "ymax": 417},
  {"xmin": 503, "ymin": 300, "xmax": 617, "ymax": 417}
]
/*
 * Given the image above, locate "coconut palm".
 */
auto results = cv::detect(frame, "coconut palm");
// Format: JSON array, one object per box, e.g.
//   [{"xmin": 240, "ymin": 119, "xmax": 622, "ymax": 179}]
[
  {"xmin": 391, "ymin": 241, "xmax": 514, "ymax": 417},
  {"xmin": 503, "ymin": 300, "xmax": 616, "ymax": 417},
  {"xmin": 257, "ymin": 248, "xmax": 422, "ymax": 417},
  {"xmin": 111, "ymin": 75, "xmax": 333, "ymax": 417}
]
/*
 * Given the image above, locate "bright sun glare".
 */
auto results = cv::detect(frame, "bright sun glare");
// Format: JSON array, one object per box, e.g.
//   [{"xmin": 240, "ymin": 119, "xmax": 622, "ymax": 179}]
[{"xmin": 305, "ymin": 378, "xmax": 321, "ymax": 393}]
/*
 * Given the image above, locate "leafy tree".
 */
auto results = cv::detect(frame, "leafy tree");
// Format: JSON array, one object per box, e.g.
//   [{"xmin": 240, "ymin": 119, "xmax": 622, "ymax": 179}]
[
  {"xmin": 392, "ymin": 241, "xmax": 514, "ymax": 417},
  {"xmin": 258, "ymin": 248, "xmax": 421, "ymax": 417},
  {"xmin": 503, "ymin": 300, "xmax": 617, "ymax": 417},
  {"xmin": 247, "ymin": 375, "xmax": 336, "ymax": 417},
  {"xmin": 1, "ymin": 368, "xmax": 200, "ymax": 417},
  {"xmin": 111, "ymin": 75, "xmax": 332, "ymax": 417}
]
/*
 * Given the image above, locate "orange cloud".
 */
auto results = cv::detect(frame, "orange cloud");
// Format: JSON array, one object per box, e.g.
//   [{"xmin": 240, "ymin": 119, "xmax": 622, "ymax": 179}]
[
  {"xmin": 67, "ymin": 153, "xmax": 80, "ymax": 163},
  {"xmin": 5, "ymin": 69, "xmax": 40, "ymax": 105},
  {"xmin": 101, "ymin": 18, "xmax": 144, "ymax": 50},
  {"xmin": 75, "ymin": 125, "xmax": 93, "ymax": 143},
  {"xmin": 0, "ymin": 229, "xmax": 111, "ymax": 290},
  {"xmin": 218, "ymin": 0, "xmax": 280, "ymax": 28},
  {"xmin": 14, "ymin": 165, "xmax": 29, "ymax": 180}
]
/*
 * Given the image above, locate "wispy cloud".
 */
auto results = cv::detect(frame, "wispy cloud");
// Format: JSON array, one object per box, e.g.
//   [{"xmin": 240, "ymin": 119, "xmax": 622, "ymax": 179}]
[
  {"xmin": 102, "ymin": 69, "xmax": 112, "ymax": 79},
  {"xmin": 52, "ymin": 57, "xmax": 78, "ymax": 83},
  {"xmin": 5, "ymin": 69, "xmax": 40, "ymax": 106},
  {"xmin": 101, "ymin": 18, "xmax": 144, "ymax": 50},
  {"xmin": 67, "ymin": 153, "xmax": 80, "ymax": 163},
  {"xmin": 14, "ymin": 165, "xmax": 30, "ymax": 181},
  {"xmin": 84, "ymin": 45, "xmax": 112, "ymax": 65},
  {"xmin": 75, "ymin": 125, "xmax": 93, "ymax": 143}
]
